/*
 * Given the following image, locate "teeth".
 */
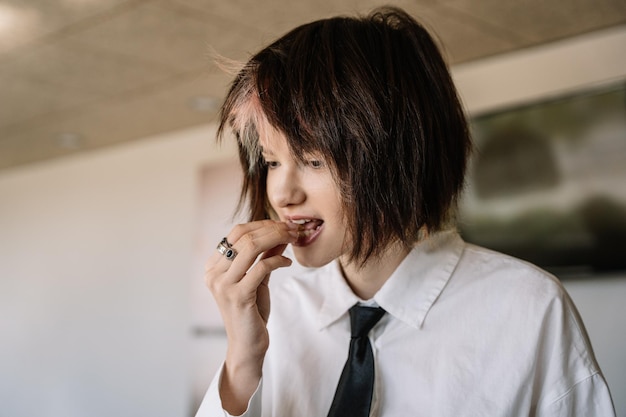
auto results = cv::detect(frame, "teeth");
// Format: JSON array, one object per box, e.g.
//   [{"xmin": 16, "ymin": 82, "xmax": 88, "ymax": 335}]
[
  {"xmin": 291, "ymin": 219, "xmax": 311, "ymax": 225},
  {"xmin": 298, "ymin": 229, "xmax": 315, "ymax": 237}
]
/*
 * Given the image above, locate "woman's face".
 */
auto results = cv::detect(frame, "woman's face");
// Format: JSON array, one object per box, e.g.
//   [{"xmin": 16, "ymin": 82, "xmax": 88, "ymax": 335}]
[{"xmin": 261, "ymin": 131, "xmax": 349, "ymax": 268}]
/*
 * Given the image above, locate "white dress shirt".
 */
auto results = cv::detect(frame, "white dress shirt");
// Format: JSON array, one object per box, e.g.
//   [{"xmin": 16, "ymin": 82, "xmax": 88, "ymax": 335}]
[{"xmin": 196, "ymin": 231, "xmax": 615, "ymax": 416}]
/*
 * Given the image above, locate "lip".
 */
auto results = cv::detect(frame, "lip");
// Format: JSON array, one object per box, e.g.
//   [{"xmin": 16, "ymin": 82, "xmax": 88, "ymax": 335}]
[
  {"xmin": 293, "ymin": 222, "xmax": 324, "ymax": 247},
  {"xmin": 284, "ymin": 215, "xmax": 322, "ymax": 225},
  {"xmin": 284, "ymin": 216, "xmax": 324, "ymax": 247}
]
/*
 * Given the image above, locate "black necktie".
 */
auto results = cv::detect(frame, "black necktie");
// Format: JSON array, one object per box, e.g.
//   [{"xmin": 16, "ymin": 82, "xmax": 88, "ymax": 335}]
[{"xmin": 327, "ymin": 304, "xmax": 386, "ymax": 417}]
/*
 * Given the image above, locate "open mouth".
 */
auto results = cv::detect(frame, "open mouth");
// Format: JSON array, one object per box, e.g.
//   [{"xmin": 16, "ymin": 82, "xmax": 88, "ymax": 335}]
[{"xmin": 289, "ymin": 218, "xmax": 324, "ymax": 245}]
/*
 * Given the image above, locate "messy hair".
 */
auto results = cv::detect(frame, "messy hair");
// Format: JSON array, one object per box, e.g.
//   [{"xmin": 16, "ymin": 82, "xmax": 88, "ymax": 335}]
[{"xmin": 217, "ymin": 6, "xmax": 472, "ymax": 265}]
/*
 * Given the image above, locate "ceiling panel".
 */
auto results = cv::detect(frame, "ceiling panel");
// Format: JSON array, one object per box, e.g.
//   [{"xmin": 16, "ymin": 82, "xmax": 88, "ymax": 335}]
[
  {"xmin": 0, "ymin": 73, "xmax": 98, "ymax": 128},
  {"xmin": 67, "ymin": 1, "xmax": 229, "ymax": 72},
  {"xmin": 402, "ymin": 3, "xmax": 523, "ymax": 63},
  {"xmin": 173, "ymin": 0, "xmax": 434, "ymax": 51},
  {"xmin": 0, "ymin": 0, "xmax": 136, "ymax": 55},
  {"xmin": 442, "ymin": 0, "xmax": 626, "ymax": 42},
  {"xmin": 0, "ymin": 70, "xmax": 229, "ymax": 168},
  {"xmin": 0, "ymin": 41, "xmax": 174, "ymax": 97},
  {"xmin": 1, "ymin": 0, "xmax": 626, "ymax": 172}
]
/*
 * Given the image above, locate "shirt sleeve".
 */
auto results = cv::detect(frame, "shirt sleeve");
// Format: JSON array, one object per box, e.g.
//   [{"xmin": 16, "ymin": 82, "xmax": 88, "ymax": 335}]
[
  {"xmin": 538, "ymin": 372, "xmax": 616, "ymax": 417},
  {"xmin": 534, "ymin": 287, "xmax": 617, "ymax": 417},
  {"xmin": 194, "ymin": 363, "xmax": 264, "ymax": 417}
]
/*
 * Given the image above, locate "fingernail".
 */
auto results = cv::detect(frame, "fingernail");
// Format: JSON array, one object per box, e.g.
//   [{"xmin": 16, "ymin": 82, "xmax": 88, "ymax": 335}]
[{"xmin": 286, "ymin": 222, "xmax": 299, "ymax": 230}]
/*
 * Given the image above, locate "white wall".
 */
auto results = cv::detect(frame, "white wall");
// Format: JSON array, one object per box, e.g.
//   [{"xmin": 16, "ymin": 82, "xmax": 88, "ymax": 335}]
[
  {"xmin": 451, "ymin": 24, "xmax": 626, "ymax": 115},
  {"xmin": 0, "ymin": 125, "xmax": 234, "ymax": 417},
  {"xmin": 1, "ymin": 25, "xmax": 625, "ymax": 417}
]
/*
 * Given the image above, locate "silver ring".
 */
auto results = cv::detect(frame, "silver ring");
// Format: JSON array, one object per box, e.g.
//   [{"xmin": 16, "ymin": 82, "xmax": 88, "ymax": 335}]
[{"xmin": 217, "ymin": 237, "xmax": 237, "ymax": 261}]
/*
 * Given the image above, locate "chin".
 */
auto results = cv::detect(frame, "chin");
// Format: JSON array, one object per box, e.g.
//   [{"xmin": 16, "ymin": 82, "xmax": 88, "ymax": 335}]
[{"xmin": 292, "ymin": 248, "xmax": 337, "ymax": 269}]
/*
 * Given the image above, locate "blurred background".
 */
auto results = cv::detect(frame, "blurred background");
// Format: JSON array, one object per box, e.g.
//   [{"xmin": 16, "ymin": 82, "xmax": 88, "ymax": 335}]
[{"xmin": 1, "ymin": 1, "xmax": 625, "ymax": 416}]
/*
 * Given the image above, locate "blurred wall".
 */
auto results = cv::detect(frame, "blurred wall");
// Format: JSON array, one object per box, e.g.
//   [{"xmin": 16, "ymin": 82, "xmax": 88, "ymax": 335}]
[
  {"xmin": 0, "ymin": 25, "xmax": 625, "ymax": 417},
  {"xmin": 0, "ymin": 125, "xmax": 233, "ymax": 417}
]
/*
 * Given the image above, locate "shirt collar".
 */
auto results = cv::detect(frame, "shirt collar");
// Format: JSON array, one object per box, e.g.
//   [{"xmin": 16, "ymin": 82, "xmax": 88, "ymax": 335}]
[
  {"xmin": 317, "ymin": 261, "xmax": 362, "ymax": 330},
  {"xmin": 317, "ymin": 230, "xmax": 464, "ymax": 330}
]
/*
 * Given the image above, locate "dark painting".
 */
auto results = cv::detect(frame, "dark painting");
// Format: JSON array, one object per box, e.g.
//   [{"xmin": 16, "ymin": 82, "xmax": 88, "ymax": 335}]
[{"xmin": 459, "ymin": 81, "xmax": 626, "ymax": 276}]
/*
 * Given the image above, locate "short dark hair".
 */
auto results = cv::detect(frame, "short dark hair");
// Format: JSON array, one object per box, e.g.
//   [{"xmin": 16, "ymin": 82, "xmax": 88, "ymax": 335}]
[{"xmin": 218, "ymin": 6, "xmax": 472, "ymax": 265}]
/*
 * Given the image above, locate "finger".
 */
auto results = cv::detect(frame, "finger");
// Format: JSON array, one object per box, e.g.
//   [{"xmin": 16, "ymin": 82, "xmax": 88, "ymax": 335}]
[
  {"xmin": 208, "ymin": 220, "xmax": 295, "ymax": 290},
  {"xmin": 207, "ymin": 221, "xmax": 288, "ymax": 268},
  {"xmin": 237, "ymin": 254, "xmax": 293, "ymax": 294},
  {"xmin": 227, "ymin": 220, "xmax": 297, "ymax": 247},
  {"xmin": 222, "ymin": 223, "xmax": 296, "ymax": 280},
  {"xmin": 260, "ymin": 243, "xmax": 288, "ymax": 260}
]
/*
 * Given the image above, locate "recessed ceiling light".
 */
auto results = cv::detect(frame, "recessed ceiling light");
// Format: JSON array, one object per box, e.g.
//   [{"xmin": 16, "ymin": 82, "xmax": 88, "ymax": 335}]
[
  {"xmin": 56, "ymin": 133, "xmax": 84, "ymax": 150},
  {"xmin": 188, "ymin": 96, "xmax": 220, "ymax": 112},
  {"xmin": 0, "ymin": 4, "xmax": 39, "ymax": 46}
]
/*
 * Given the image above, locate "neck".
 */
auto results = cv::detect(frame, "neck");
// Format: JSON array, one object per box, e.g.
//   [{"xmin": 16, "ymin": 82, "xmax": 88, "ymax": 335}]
[{"xmin": 339, "ymin": 243, "xmax": 411, "ymax": 300}]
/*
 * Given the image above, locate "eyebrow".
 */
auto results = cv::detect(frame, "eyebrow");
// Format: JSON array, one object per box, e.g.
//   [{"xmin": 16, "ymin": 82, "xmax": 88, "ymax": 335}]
[{"xmin": 259, "ymin": 146, "xmax": 274, "ymax": 155}]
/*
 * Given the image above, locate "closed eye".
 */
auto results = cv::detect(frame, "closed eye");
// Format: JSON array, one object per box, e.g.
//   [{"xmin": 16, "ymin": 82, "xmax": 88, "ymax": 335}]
[
  {"xmin": 261, "ymin": 152, "xmax": 279, "ymax": 169},
  {"xmin": 265, "ymin": 160, "xmax": 280, "ymax": 169}
]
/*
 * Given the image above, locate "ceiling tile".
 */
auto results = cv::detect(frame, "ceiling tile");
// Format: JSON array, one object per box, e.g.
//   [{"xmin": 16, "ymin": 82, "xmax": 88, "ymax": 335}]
[
  {"xmin": 0, "ymin": 70, "xmax": 230, "ymax": 170},
  {"xmin": 171, "ymin": 0, "xmax": 432, "ymax": 53},
  {"xmin": 440, "ymin": 0, "xmax": 626, "ymax": 44},
  {"xmin": 2, "ymin": 0, "xmax": 626, "ymax": 171},
  {"xmin": 160, "ymin": 0, "xmax": 322, "ymax": 63},
  {"xmin": 66, "ymin": 1, "xmax": 241, "ymax": 73},
  {"xmin": 547, "ymin": 0, "xmax": 626, "ymax": 37},
  {"xmin": 0, "ymin": 0, "xmax": 133, "ymax": 55},
  {"xmin": 404, "ymin": 3, "xmax": 521, "ymax": 63},
  {"xmin": 0, "ymin": 40, "xmax": 175, "ymax": 96},
  {"xmin": 65, "ymin": 72, "xmax": 228, "ymax": 143},
  {"xmin": 171, "ymin": 0, "xmax": 516, "ymax": 63},
  {"xmin": 0, "ymin": 73, "xmax": 98, "ymax": 128},
  {"xmin": 0, "ymin": 126, "xmax": 76, "ymax": 170}
]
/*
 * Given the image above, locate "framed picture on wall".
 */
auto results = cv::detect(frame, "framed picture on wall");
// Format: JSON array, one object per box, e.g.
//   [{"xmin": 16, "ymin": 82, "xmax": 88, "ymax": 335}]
[{"xmin": 458, "ymin": 81, "xmax": 626, "ymax": 277}]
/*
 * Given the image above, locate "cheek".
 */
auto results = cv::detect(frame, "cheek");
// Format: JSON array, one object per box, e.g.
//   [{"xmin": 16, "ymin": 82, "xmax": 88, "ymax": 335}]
[
  {"xmin": 265, "ymin": 197, "xmax": 281, "ymax": 221},
  {"xmin": 325, "ymin": 188, "xmax": 344, "ymax": 218},
  {"xmin": 264, "ymin": 174, "xmax": 279, "ymax": 207},
  {"xmin": 264, "ymin": 182, "xmax": 275, "ymax": 207}
]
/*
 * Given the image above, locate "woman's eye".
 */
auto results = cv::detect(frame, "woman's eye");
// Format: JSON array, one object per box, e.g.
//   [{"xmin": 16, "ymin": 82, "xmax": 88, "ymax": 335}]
[
  {"xmin": 309, "ymin": 160, "xmax": 323, "ymax": 169},
  {"xmin": 261, "ymin": 153, "xmax": 278, "ymax": 169}
]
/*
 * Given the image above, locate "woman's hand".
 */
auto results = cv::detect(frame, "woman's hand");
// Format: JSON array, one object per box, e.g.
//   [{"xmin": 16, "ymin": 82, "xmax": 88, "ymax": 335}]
[{"xmin": 205, "ymin": 220, "xmax": 298, "ymax": 414}]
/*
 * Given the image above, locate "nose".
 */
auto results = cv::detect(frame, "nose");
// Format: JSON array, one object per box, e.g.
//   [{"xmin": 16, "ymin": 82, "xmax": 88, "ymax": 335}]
[{"xmin": 267, "ymin": 167, "xmax": 306, "ymax": 209}]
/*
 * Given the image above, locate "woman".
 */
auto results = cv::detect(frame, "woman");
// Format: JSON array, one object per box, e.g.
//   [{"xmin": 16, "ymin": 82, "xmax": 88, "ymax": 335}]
[{"xmin": 197, "ymin": 7, "xmax": 615, "ymax": 417}]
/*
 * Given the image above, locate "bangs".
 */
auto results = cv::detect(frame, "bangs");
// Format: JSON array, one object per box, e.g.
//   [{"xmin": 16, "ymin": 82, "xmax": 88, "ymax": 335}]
[
  {"xmin": 219, "ymin": 61, "xmax": 334, "ymax": 175},
  {"xmin": 219, "ymin": 66, "xmax": 272, "ymax": 173}
]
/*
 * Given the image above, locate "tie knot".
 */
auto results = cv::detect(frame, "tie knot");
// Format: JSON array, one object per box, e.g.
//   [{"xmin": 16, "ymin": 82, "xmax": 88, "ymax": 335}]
[{"xmin": 348, "ymin": 305, "xmax": 386, "ymax": 338}]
